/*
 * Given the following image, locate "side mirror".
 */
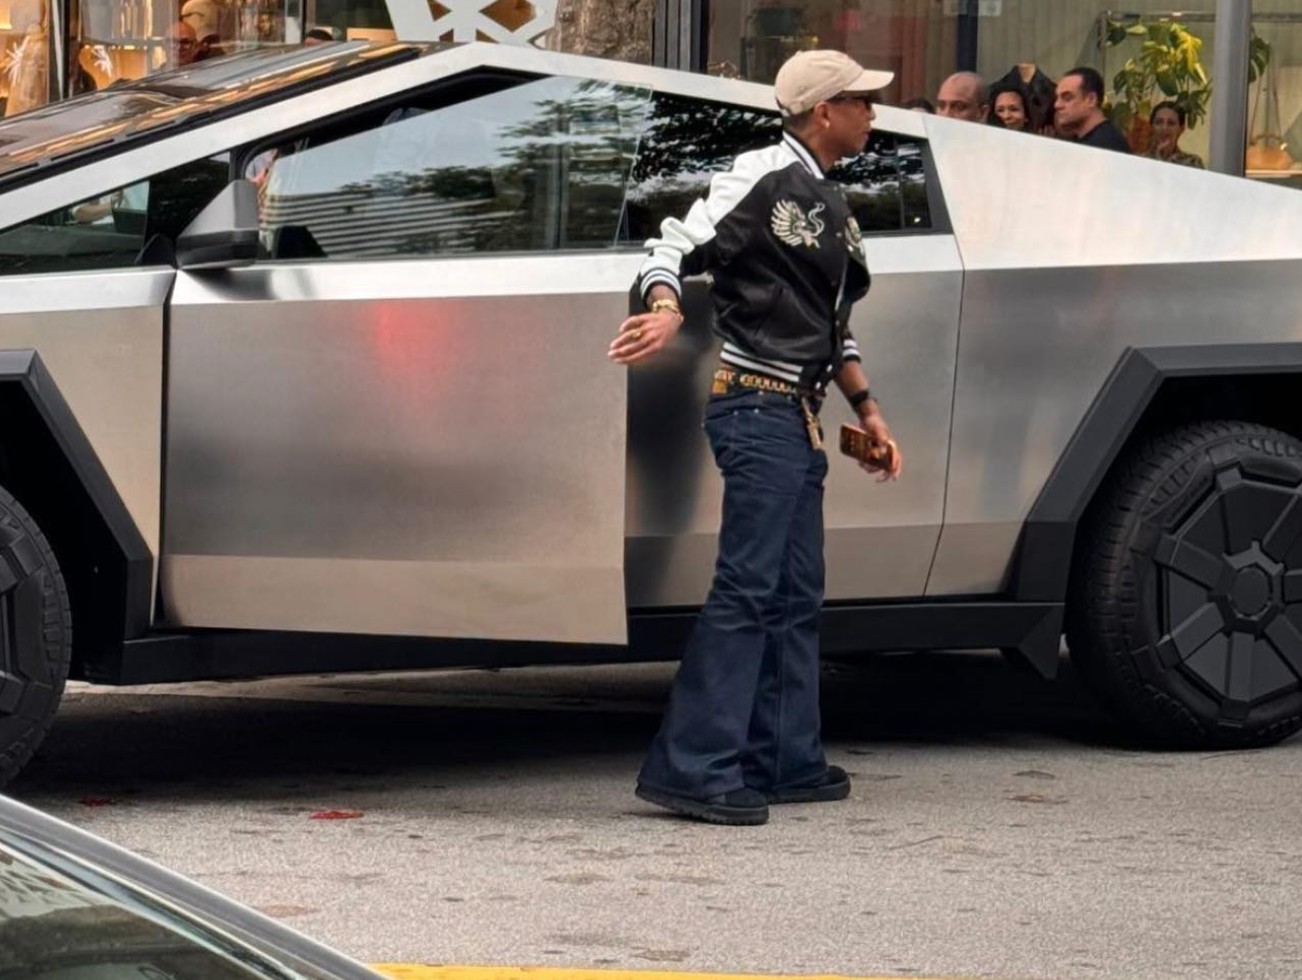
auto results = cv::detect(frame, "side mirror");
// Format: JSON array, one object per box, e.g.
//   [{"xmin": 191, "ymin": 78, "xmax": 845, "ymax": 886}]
[{"xmin": 176, "ymin": 180, "xmax": 259, "ymax": 270}]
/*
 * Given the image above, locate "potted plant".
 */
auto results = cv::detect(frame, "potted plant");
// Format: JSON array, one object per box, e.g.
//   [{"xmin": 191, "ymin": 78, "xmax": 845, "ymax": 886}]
[
  {"xmin": 1104, "ymin": 18, "xmax": 1212, "ymax": 153},
  {"xmin": 1104, "ymin": 17, "xmax": 1271, "ymax": 153}
]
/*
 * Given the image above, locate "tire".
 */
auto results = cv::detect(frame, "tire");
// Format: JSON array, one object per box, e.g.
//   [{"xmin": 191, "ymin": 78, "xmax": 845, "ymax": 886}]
[
  {"xmin": 0, "ymin": 486, "xmax": 71, "ymax": 788},
  {"xmin": 1068, "ymin": 420, "xmax": 1302, "ymax": 749}
]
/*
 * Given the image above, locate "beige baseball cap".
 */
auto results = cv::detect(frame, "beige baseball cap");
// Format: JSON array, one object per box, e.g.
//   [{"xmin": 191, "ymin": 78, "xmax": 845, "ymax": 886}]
[{"xmin": 774, "ymin": 50, "xmax": 895, "ymax": 116}]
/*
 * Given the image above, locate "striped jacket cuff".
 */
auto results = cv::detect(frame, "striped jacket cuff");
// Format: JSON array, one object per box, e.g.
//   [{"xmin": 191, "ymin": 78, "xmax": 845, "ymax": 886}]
[{"xmin": 640, "ymin": 270, "xmax": 682, "ymax": 304}]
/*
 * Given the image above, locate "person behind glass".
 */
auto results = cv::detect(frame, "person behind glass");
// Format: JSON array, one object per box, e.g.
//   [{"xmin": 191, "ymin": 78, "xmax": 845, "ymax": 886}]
[
  {"xmin": 164, "ymin": 20, "xmax": 199, "ymax": 69},
  {"xmin": 1054, "ymin": 67, "xmax": 1129, "ymax": 153},
  {"xmin": 988, "ymin": 84, "xmax": 1029, "ymax": 132},
  {"xmin": 608, "ymin": 49, "xmax": 902, "ymax": 827},
  {"xmin": 902, "ymin": 96, "xmax": 933, "ymax": 114},
  {"xmin": 935, "ymin": 72, "xmax": 989, "ymax": 122},
  {"xmin": 1144, "ymin": 101, "xmax": 1203, "ymax": 168},
  {"xmin": 303, "ymin": 27, "xmax": 334, "ymax": 45}
]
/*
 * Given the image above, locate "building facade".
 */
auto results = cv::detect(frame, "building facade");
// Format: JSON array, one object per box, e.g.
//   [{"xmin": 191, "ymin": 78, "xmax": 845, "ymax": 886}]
[{"xmin": 2, "ymin": 0, "xmax": 1294, "ymax": 184}]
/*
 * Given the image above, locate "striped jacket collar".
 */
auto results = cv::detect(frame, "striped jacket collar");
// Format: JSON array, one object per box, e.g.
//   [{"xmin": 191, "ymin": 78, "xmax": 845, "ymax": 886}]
[{"xmin": 782, "ymin": 132, "xmax": 824, "ymax": 179}]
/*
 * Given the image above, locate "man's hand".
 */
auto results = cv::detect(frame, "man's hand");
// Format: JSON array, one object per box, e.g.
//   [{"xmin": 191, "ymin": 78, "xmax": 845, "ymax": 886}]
[
  {"xmin": 858, "ymin": 406, "xmax": 902, "ymax": 481},
  {"xmin": 608, "ymin": 310, "xmax": 683, "ymax": 365}
]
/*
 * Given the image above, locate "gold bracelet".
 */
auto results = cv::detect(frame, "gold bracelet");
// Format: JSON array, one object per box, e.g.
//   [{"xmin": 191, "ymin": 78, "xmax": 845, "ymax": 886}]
[{"xmin": 650, "ymin": 298, "xmax": 683, "ymax": 318}]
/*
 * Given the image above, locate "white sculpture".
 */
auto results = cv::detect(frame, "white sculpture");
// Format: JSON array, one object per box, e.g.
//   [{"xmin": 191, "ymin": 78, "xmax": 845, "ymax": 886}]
[{"xmin": 428, "ymin": 0, "xmax": 556, "ymax": 44}]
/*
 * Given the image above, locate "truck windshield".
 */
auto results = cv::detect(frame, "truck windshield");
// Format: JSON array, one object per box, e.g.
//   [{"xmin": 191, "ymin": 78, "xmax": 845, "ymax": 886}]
[{"xmin": 0, "ymin": 42, "xmax": 428, "ymax": 183}]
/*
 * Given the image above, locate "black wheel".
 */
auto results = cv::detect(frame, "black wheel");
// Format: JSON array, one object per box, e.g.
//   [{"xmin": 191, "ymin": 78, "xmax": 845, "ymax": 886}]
[
  {"xmin": 1069, "ymin": 420, "xmax": 1302, "ymax": 748},
  {"xmin": 0, "ymin": 486, "xmax": 71, "ymax": 787}
]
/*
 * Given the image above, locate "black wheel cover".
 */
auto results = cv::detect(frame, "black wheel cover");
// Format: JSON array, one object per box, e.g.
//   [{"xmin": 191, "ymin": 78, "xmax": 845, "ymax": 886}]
[{"xmin": 1071, "ymin": 421, "xmax": 1302, "ymax": 748}]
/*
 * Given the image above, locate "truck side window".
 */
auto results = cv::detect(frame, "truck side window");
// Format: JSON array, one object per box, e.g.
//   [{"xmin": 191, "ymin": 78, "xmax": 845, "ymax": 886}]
[
  {"xmin": 251, "ymin": 76, "xmax": 652, "ymax": 261},
  {"xmin": 827, "ymin": 133, "xmax": 934, "ymax": 234},
  {"xmin": 620, "ymin": 93, "xmax": 779, "ymax": 246},
  {"xmin": 621, "ymin": 91, "xmax": 937, "ymax": 241},
  {"xmin": 0, "ymin": 154, "xmax": 230, "ymax": 276}
]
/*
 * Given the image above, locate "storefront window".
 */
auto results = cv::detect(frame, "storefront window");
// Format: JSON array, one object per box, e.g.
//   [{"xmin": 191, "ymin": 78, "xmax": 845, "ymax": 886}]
[
  {"xmin": 1, "ymin": 0, "xmax": 52, "ymax": 116},
  {"xmin": 1245, "ymin": 5, "xmax": 1302, "ymax": 188},
  {"xmin": 705, "ymin": 1, "xmax": 960, "ymax": 102},
  {"xmin": 70, "ymin": 0, "xmax": 318, "ymax": 94}
]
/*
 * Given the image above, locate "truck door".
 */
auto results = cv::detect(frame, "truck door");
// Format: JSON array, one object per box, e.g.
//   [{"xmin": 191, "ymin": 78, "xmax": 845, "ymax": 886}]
[{"xmin": 161, "ymin": 75, "xmax": 648, "ymax": 644}]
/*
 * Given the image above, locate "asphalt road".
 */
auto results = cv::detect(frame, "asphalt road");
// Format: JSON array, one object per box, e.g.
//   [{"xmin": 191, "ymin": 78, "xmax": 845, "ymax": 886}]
[{"xmin": 8, "ymin": 652, "xmax": 1302, "ymax": 980}]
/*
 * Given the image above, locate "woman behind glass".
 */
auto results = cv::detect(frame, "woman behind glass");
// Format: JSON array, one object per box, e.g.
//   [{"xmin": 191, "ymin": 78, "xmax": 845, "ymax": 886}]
[
  {"xmin": 1144, "ymin": 101, "xmax": 1204, "ymax": 168},
  {"xmin": 989, "ymin": 85, "xmax": 1030, "ymax": 132}
]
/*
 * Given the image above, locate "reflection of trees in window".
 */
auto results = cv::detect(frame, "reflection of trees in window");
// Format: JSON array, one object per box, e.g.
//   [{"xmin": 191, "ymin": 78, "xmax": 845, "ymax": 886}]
[
  {"xmin": 494, "ymin": 79, "xmax": 650, "ymax": 250},
  {"xmin": 263, "ymin": 78, "xmax": 649, "ymax": 259},
  {"xmin": 827, "ymin": 133, "xmax": 931, "ymax": 234},
  {"xmin": 621, "ymin": 94, "xmax": 934, "ymax": 241},
  {"xmin": 622, "ymin": 94, "xmax": 778, "ymax": 243}
]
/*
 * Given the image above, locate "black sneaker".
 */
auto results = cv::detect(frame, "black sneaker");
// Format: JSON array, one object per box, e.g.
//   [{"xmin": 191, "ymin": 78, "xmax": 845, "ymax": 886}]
[
  {"xmin": 765, "ymin": 765, "xmax": 851, "ymax": 804},
  {"xmin": 635, "ymin": 784, "xmax": 769, "ymax": 826}
]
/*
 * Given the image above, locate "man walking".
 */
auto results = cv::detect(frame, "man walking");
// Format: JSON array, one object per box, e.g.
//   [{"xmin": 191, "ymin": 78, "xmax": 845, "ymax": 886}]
[
  {"xmin": 608, "ymin": 50, "xmax": 902, "ymax": 827},
  {"xmin": 1054, "ymin": 67, "xmax": 1131, "ymax": 152}
]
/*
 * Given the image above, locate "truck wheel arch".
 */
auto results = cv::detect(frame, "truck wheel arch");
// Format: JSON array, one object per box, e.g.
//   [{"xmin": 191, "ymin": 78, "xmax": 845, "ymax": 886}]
[
  {"xmin": 1013, "ymin": 342, "xmax": 1302, "ymax": 609},
  {"xmin": 0, "ymin": 350, "xmax": 153, "ymax": 677}
]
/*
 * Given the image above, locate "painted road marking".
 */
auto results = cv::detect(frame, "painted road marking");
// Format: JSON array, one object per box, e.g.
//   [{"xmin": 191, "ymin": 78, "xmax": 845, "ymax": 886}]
[{"xmin": 371, "ymin": 967, "xmax": 978, "ymax": 980}]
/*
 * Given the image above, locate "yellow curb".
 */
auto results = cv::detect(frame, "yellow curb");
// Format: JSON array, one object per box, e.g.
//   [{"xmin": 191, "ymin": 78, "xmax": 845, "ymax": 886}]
[{"xmin": 370, "ymin": 967, "xmax": 974, "ymax": 980}]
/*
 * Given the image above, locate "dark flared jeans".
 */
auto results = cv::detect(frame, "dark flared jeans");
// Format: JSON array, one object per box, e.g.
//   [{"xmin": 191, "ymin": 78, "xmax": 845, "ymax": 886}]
[{"xmin": 638, "ymin": 389, "xmax": 830, "ymax": 799}]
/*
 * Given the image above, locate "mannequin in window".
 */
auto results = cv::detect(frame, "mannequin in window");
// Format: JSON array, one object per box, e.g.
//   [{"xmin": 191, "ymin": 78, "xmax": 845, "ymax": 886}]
[
  {"xmin": 76, "ymin": 44, "xmax": 116, "ymax": 92},
  {"xmin": 5, "ymin": 0, "xmax": 49, "ymax": 117}
]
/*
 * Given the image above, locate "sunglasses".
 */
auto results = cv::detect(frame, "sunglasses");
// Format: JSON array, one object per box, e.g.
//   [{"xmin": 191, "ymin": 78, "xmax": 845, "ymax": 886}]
[{"xmin": 829, "ymin": 94, "xmax": 876, "ymax": 109}]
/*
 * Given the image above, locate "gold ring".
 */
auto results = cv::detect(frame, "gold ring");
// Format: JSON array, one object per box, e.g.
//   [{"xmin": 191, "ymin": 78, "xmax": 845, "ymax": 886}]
[{"xmin": 632, "ymin": 329, "xmax": 642, "ymax": 341}]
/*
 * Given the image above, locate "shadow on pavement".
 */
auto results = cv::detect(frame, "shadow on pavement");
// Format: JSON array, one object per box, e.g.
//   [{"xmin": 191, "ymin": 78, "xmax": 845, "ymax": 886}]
[{"xmin": 14, "ymin": 650, "xmax": 1118, "ymax": 801}]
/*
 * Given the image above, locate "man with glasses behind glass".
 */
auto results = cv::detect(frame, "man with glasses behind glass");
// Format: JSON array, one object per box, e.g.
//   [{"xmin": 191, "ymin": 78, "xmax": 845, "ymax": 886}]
[{"xmin": 609, "ymin": 50, "xmax": 903, "ymax": 827}]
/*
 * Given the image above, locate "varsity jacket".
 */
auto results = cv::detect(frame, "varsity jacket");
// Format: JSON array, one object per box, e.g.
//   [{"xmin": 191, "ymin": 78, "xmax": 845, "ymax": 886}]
[{"xmin": 637, "ymin": 132, "xmax": 869, "ymax": 390}]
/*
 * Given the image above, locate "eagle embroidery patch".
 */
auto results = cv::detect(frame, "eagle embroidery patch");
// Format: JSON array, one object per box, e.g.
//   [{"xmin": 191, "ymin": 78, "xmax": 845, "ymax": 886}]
[{"xmin": 771, "ymin": 200, "xmax": 825, "ymax": 248}]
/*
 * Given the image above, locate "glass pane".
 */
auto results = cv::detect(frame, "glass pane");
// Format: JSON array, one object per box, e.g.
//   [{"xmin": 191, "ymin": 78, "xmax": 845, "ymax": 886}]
[
  {"xmin": 621, "ymin": 93, "xmax": 779, "ymax": 245},
  {"xmin": 0, "ymin": 180, "xmax": 152, "ymax": 275},
  {"xmin": 826, "ymin": 132, "xmax": 932, "ymax": 235},
  {"xmin": 705, "ymin": 0, "xmax": 959, "ymax": 105},
  {"xmin": 1, "ymin": 0, "xmax": 53, "ymax": 116},
  {"xmin": 73, "ymin": 0, "xmax": 314, "ymax": 87},
  {"xmin": 0, "ymin": 43, "xmax": 418, "ymax": 180},
  {"xmin": 622, "ymin": 92, "xmax": 931, "ymax": 243},
  {"xmin": 307, "ymin": 0, "xmax": 393, "ymax": 42},
  {"xmin": 0, "ymin": 153, "xmax": 228, "ymax": 275},
  {"xmin": 0, "ymin": 836, "xmax": 282, "ymax": 978},
  {"xmin": 1093, "ymin": 8, "xmax": 1216, "ymax": 160},
  {"xmin": 253, "ymin": 75, "xmax": 651, "ymax": 260},
  {"xmin": 1246, "ymin": 6, "xmax": 1302, "ymax": 189}
]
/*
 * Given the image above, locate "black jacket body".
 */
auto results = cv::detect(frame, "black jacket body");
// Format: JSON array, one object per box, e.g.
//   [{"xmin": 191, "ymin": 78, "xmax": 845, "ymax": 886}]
[{"xmin": 638, "ymin": 132, "xmax": 868, "ymax": 389}]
